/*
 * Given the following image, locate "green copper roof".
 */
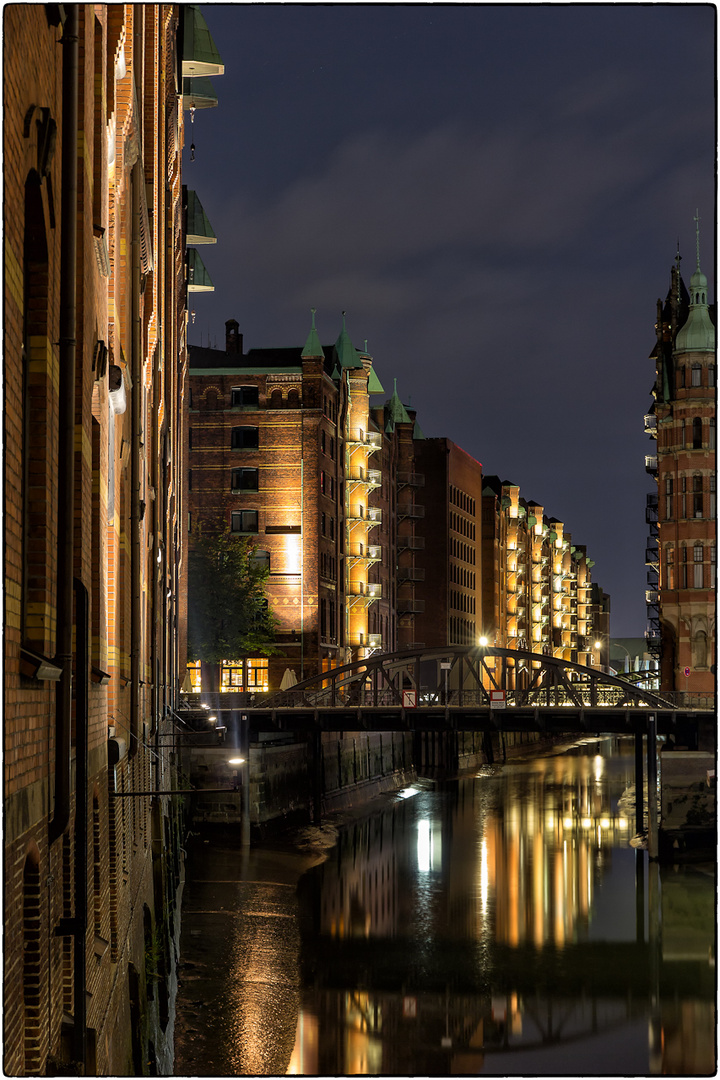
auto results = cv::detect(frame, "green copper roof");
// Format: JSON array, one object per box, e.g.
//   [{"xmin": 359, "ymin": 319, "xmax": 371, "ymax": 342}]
[
  {"xmin": 675, "ymin": 265, "xmax": 715, "ymax": 352},
  {"xmin": 675, "ymin": 214, "xmax": 715, "ymax": 353},
  {"xmin": 182, "ymin": 6, "xmax": 224, "ymax": 78},
  {"xmin": 367, "ymin": 366, "xmax": 385, "ymax": 394},
  {"xmin": 335, "ymin": 313, "xmax": 362, "ymax": 369},
  {"xmin": 182, "ymin": 76, "xmax": 218, "ymax": 112},
  {"xmin": 412, "ymin": 418, "xmax": 425, "ymax": 440},
  {"xmin": 187, "ymin": 248, "xmax": 214, "ymax": 292},
  {"xmin": 186, "ymin": 190, "xmax": 216, "ymax": 245},
  {"xmin": 301, "ymin": 309, "xmax": 325, "ymax": 359},
  {"xmin": 385, "ymin": 379, "xmax": 411, "ymax": 425}
]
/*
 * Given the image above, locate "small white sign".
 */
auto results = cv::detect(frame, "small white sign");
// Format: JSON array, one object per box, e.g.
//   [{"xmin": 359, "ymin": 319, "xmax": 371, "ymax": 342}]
[
  {"xmin": 489, "ymin": 690, "xmax": 506, "ymax": 709},
  {"xmin": 403, "ymin": 690, "xmax": 417, "ymax": 708}
]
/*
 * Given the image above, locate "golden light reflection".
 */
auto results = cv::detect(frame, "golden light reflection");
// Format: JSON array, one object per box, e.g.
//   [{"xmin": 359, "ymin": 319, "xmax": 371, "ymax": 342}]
[
  {"xmin": 283, "ymin": 533, "xmax": 302, "ymax": 575},
  {"xmin": 286, "ymin": 1011, "xmax": 318, "ymax": 1076}
]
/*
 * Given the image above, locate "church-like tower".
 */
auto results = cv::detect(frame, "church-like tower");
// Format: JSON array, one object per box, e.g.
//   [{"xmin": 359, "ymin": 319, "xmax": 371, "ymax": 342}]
[{"xmin": 650, "ymin": 218, "xmax": 716, "ymax": 693}]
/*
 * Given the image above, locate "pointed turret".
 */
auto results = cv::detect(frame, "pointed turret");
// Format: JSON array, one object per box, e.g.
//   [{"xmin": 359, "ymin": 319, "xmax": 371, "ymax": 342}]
[
  {"xmin": 675, "ymin": 212, "xmax": 715, "ymax": 353},
  {"xmin": 384, "ymin": 379, "xmax": 412, "ymax": 428},
  {"xmin": 334, "ymin": 312, "xmax": 362, "ymax": 369},
  {"xmin": 301, "ymin": 308, "xmax": 325, "ymax": 359}
]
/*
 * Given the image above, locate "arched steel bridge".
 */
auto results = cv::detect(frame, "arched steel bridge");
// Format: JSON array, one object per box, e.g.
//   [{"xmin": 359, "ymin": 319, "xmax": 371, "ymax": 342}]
[{"xmin": 183, "ymin": 647, "xmax": 711, "ymax": 737}]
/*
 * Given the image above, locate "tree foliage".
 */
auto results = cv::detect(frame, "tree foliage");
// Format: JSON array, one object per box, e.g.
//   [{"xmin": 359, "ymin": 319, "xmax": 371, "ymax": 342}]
[{"xmin": 187, "ymin": 528, "xmax": 277, "ymax": 663}]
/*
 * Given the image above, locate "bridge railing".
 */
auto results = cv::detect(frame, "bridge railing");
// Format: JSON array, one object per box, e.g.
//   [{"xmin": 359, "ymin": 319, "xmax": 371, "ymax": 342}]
[{"xmin": 251, "ymin": 685, "xmax": 683, "ymax": 711}]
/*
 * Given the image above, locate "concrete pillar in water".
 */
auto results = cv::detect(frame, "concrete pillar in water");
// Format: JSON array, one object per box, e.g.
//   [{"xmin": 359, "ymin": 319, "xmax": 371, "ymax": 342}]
[
  {"xmin": 634, "ymin": 731, "xmax": 645, "ymax": 835},
  {"xmin": 647, "ymin": 716, "xmax": 659, "ymax": 859}
]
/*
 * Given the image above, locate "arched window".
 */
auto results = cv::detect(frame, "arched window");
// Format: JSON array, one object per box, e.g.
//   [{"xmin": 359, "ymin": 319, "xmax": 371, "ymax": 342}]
[
  {"xmin": 693, "ymin": 543, "xmax": 704, "ymax": 588},
  {"xmin": 693, "ymin": 630, "xmax": 708, "ymax": 668},
  {"xmin": 692, "ymin": 416, "xmax": 703, "ymax": 448},
  {"xmin": 270, "ymin": 388, "xmax": 283, "ymax": 409},
  {"xmin": 693, "ymin": 474, "xmax": 704, "ymax": 518}
]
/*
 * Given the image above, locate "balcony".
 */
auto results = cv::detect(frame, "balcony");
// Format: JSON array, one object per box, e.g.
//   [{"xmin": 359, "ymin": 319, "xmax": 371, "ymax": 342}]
[
  {"xmin": 347, "ymin": 632, "xmax": 382, "ymax": 649},
  {"xmin": 398, "ymin": 503, "xmax": 425, "ymax": 519},
  {"xmin": 397, "ymin": 598, "xmax": 426, "ymax": 614},
  {"xmin": 644, "ymin": 413, "xmax": 657, "ymax": 436},
  {"xmin": 347, "ymin": 542, "xmax": 382, "ymax": 563},
  {"xmin": 346, "ymin": 505, "xmax": 382, "ymax": 525},
  {"xmin": 645, "ymin": 454, "xmax": 658, "ymax": 474},
  {"xmin": 347, "ymin": 581, "xmax": 382, "ymax": 606},
  {"xmin": 397, "ymin": 567, "xmax": 426, "ymax": 582},
  {"xmin": 398, "ymin": 535, "xmax": 425, "ymax": 551},
  {"xmin": 347, "ymin": 467, "xmax": 382, "ymax": 488},
  {"xmin": 397, "ymin": 472, "xmax": 425, "ymax": 488},
  {"xmin": 645, "ymin": 589, "xmax": 659, "ymax": 604},
  {"xmin": 348, "ymin": 430, "xmax": 382, "ymax": 451}
]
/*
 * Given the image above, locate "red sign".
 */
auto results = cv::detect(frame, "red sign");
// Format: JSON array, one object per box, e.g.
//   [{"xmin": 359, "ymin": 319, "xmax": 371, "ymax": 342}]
[
  {"xmin": 489, "ymin": 690, "xmax": 506, "ymax": 709},
  {"xmin": 684, "ymin": 667, "xmax": 691, "ymax": 677}
]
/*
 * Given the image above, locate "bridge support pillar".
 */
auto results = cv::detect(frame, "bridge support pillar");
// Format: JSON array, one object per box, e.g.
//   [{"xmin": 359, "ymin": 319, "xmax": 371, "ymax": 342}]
[
  {"xmin": 647, "ymin": 716, "xmax": 658, "ymax": 859},
  {"xmin": 634, "ymin": 732, "xmax": 644, "ymax": 835},
  {"xmin": 310, "ymin": 730, "xmax": 323, "ymax": 826}
]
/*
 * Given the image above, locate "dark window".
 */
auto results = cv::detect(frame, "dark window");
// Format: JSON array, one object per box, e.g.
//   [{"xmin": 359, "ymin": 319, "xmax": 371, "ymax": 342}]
[
  {"xmin": 320, "ymin": 470, "xmax": 326, "ymax": 494},
  {"xmin": 321, "ymin": 512, "xmax": 326, "ymax": 536},
  {"xmin": 693, "ymin": 473, "xmax": 703, "ymax": 518},
  {"xmin": 231, "ymin": 467, "xmax": 259, "ymax": 491},
  {"xmin": 321, "ymin": 431, "xmax": 326, "ymax": 453},
  {"xmin": 231, "ymin": 426, "xmax": 259, "ymax": 449},
  {"xmin": 188, "ymin": 469, "xmax": 192, "ymax": 491},
  {"xmin": 709, "ymin": 365, "xmax": 716, "ymax": 387},
  {"xmin": 691, "ymin": 365, "xmax": 702, "ymax": 387},
  {"xmin": 231, "ymin": 510, "xmax": 258, "ymax": 534},
  {"xmin": 188, "ymin": 428, "xmax": 193, "ymax": 450},
  {"xmin": 692, "ymin": 416, "xmax": 703, "ymax": 448},
  {"xmin": 710, "ymin": 418, "xmax": 716, "ymax": 450},
  {"xmin": 231, "ymin": 386, "xmax": 259, "ymax": 408},
  {"xmin": 188, "ymin": 387, "xmax": 193, "ymax": 408}
]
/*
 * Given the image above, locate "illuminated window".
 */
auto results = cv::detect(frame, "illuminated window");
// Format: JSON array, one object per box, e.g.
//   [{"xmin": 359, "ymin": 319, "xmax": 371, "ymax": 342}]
[{"xmin": 185, "ymin": 661, "xmax": 201, "ymax": 691}]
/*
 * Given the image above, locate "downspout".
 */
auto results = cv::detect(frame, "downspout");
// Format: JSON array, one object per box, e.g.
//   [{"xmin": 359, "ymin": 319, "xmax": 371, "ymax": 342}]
[
  {"xmin": 130, "ymin": 158, "xmax": 142, "ymax": 757},
  {"xmin": 72, "ymin": 578, "xmax": 89, "ymax": 1069},
  {"xmin": 50, "ymin": 3, "xmax": 79, "ymax": 843}
]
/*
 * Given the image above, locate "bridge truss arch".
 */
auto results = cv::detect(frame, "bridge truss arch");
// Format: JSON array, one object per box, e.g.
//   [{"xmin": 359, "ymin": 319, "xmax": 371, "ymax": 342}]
[{"xmin": 262, "ymin": 645, "xmax": 672, "ymax": 712}]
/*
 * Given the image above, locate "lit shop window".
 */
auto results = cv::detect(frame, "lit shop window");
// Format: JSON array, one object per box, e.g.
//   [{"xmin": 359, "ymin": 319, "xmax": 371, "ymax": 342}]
[
  {"xmin": 221, "ymin": 659, "xmax": 268, "ymax": 692},
  {"xmin": 185, "ymin": 661, "xmax": 201, "ymax": 691}
]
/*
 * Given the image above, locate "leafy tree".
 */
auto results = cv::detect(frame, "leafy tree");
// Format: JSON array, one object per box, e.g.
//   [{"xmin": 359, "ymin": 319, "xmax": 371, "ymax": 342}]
[{"xmin": 187, "ymin": 527, "xmax": 277, "ymax": 665}]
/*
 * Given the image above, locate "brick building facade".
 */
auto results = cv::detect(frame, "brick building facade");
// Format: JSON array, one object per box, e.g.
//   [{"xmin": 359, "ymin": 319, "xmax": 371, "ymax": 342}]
[
  {"xmin": 647, "ymin": 240, "xmax": 716, "ymax": 692},
  {"xmin": 3, "ymin": 5, "xmax": 222, "ymax": 1072}
]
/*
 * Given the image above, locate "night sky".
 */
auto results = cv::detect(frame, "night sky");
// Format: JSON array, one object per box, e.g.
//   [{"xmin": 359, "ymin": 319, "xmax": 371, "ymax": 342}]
[{"xmin": 184, "ymin": 3, "xmax": 715, "ymax": 638}]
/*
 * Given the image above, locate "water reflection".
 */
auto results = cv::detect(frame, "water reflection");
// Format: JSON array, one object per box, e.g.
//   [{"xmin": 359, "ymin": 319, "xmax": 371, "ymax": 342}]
[{"xmin": 292, "ymin": 737, "xmax": 716, "ymax": 1076}]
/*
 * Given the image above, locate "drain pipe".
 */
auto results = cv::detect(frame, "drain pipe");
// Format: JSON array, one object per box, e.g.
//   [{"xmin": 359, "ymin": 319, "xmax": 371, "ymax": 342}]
[
  {"xmin": 50, "ymin": 3, "xmax": 79, "ymax": 843},
  {"xmin": 129, "ymin": 158, "xmax": 142, "ymax": 757},
  {"xmin": 72, "ymin": 578, "xmax": 88, "ymax": 1069}
]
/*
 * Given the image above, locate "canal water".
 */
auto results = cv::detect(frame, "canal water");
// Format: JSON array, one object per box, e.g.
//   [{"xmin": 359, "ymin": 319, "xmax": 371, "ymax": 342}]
[{"xmin": 173, "ymin": 736, "xmax": 716, "ymax": 1076}]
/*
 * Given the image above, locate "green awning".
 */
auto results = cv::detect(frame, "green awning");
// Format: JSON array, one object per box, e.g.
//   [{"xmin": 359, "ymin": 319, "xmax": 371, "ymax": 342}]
[
  {"xmin": 182, "ymin": 76, "xmax": 218, "ymax": 112},
  {"xmin": 182, "ymin": 6, "xmax": 224, "ymax": 77},
  {"xmin": 185, "ymin": 190, "xmax": 216, "ymax": 245},
  {"xmin": 187, "ymin": 248, "xmax": 214, "ymax": 292}
]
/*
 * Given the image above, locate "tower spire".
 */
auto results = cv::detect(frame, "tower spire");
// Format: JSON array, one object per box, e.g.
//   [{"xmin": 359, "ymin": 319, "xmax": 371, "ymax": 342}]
[{"xmin": 693, "ymin": 208, "xmax": 701, "ymax": 271}]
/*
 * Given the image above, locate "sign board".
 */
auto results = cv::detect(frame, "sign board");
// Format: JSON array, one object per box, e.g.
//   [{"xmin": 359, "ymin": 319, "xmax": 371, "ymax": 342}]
[
  {"xmin": 440, "ymin": 662, "xmax": 452, "ymax": 670},
  {"xmin": 489, "ymin": 690, "xmax": 506, "ymax": 709},
  {"xmin": 684, "ymin": 667, "xmax": 691, "ymax": 677},
  {"xmin": 402, "ymin": 690, "xmax": 417, "ymax": 708}
]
